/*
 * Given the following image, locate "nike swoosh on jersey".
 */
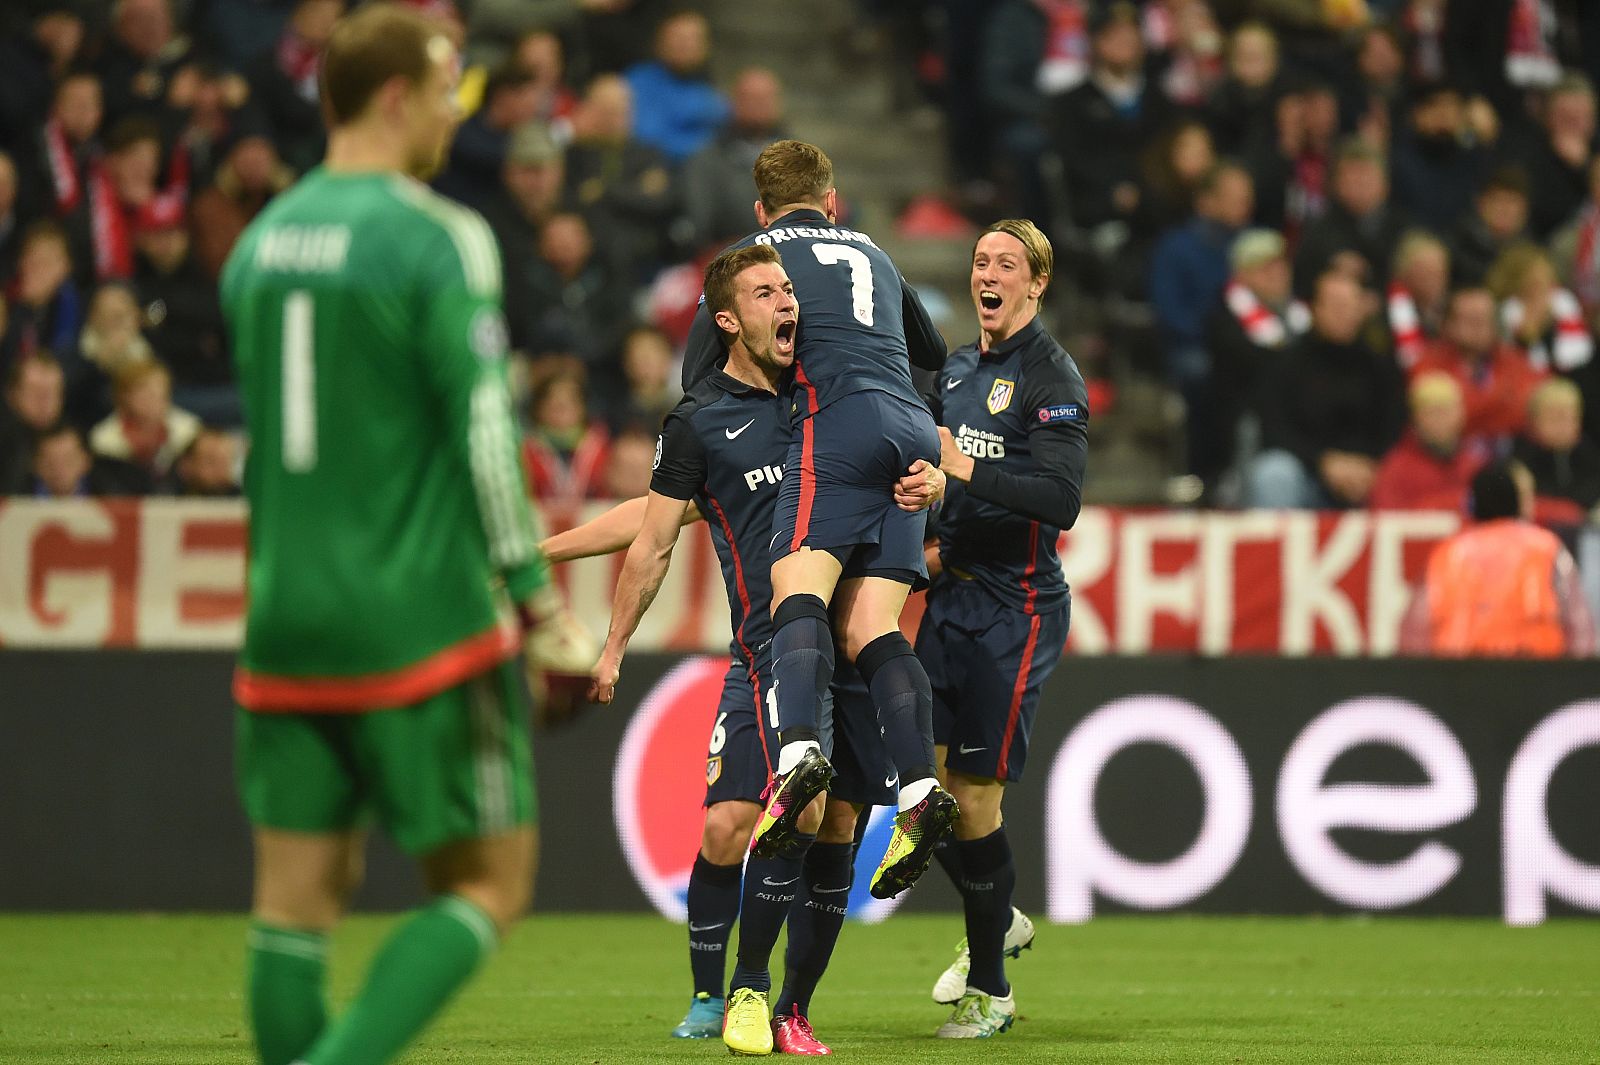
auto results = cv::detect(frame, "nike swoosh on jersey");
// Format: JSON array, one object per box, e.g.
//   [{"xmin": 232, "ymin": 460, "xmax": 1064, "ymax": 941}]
[
  {"xmin": 762, "ymin": 876, "xmax": 799, "ymax": 887},
  {"xmin": 958, "ymin": 744, "xmax": 987, "ymax": 754},
  {"xmin": 813, "ymin": 885, "xmax": 851, "ymax": 894},
  {"xmin": 688, "ymin": 922, "xmax": 726, "ymax": 932},
  {"xmin": 884, "ymin": 773, "xmax": 899, "ymax": 788},
  {"xmin": 946, "ymin": 378, "xmax": 963, "ymax": 390},
  {"xmin": 725, "ymin": 419, "xmax": 756, "ymax": 439}
]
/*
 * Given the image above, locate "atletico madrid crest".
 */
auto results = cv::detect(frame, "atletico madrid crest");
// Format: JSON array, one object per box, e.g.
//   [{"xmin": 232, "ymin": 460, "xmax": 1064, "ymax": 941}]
[
  {"xmin": 706, "ymin": 756, "xmax": 722, "ymax": 786},
  {"xmin": 987, "ymin": 378, "xmax": 1015, "ymax": 415}
]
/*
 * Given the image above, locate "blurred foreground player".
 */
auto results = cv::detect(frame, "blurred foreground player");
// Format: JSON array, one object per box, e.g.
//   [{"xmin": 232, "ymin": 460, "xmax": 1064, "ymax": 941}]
[
  {"xmin": 574, "ymin": 244, "xmax": 934, "ymax": 1054},
  {"xmin": 222, "ymin": 9, "xmax": 588, "ymax": 1065},
  {"xmin": 683, "ymin": 141, "xmax": 959, "ymax": 901},
  {"xmin": 922, "ymin": 220, "xmax": 1089, "ymax": 1037}
]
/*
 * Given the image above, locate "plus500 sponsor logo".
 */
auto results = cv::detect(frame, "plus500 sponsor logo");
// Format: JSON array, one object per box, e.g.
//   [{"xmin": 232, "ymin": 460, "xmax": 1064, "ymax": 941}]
[{"xmin": 1045, "ymin": 695, "xmax": 1600, "ymax": 926}]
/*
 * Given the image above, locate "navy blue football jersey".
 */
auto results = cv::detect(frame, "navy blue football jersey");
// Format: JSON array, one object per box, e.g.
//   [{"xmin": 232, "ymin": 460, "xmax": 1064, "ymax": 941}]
[
  {"xmin": 680, "ymin": 208, "xmax": 946, "ymax": 416},
  {"xmin": 650, "ymin": 370, "xmax": 790, "ymax": 663},
  {"xmin": 933, "ymin": 318, "xmax": 1089, "ymax": 614}
]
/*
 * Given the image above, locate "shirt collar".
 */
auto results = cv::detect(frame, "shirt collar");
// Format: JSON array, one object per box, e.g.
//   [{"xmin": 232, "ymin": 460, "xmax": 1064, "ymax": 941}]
[
  {"xmin": 712, "ymin": 368, "xmax": 772, "ymax": 397},
  {"xmin": 768, "ymin": 208, "xmax": 831, "ymax": 228},
  {"xmin": 980, "ymin": 316, "xmax": 1044, "ymax": 360}
]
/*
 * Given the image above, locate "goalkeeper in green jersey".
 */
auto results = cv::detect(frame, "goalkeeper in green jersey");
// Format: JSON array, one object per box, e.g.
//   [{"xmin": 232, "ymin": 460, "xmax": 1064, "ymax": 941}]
[{"xmin": 221, "ymin": 7, "xmax": 590, "ymax": 1064}]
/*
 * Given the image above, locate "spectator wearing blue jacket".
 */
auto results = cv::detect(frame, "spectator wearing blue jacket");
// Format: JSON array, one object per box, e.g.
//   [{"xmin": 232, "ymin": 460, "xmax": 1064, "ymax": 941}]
[
  {"xmin": 1149, "ymin": 161, "xmax": 1254, "ymax": 471},
  {"xmin": 624, "ymin": 12, "xmax": 729, "ymax": 165}
]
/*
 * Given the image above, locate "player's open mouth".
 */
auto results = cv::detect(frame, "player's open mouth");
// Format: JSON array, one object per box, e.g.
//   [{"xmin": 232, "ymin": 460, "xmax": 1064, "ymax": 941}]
[
  {"xmin": 979, "ymin": 291, "xmax": 1003, "ymax": 311},
  {"xmin": 775, "ymin": 320, "xmax": 796, "ymax": 350}
]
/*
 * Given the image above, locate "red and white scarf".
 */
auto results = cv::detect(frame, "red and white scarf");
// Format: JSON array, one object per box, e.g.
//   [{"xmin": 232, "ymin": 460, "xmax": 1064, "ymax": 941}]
[
  {"xmin": 1502, "ymin": 288, "xmax": 1593, "ymax": 372},
  {"xmin": 277, "ymin": 31, "xmax": 324, "ymax": 104},
  {"xmin": 522, "ymin": 427, "xmax": 610, "ymax": 512},
  {"xmin": 1387, "ymin": 281, "xmax": 1438, "ymax": 369},
  {"xmin": 1226, "ymin": 281, "xmax": 1308, "ymax": 348},
  {"xmin": 1037, "ymin": 0, "xmax": 1090, "ymax": 94},
  {"xmin": 43, "ymin": 119, "xmax": 87, "ymax": 213},
  {"xmin": 1505, "ymin": 0, "xmax": 1559, "ymax": 90}
]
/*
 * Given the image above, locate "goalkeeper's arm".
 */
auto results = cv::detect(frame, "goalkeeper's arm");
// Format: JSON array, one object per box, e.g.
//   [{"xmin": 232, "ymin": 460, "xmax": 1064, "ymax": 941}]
[
  {"xmin": 540, "ymin": 496, "xmax": 703, "ymax": 564},
  {"xmin": 588, "ymin": 490, "xmax": 694, "ymax": 703}
]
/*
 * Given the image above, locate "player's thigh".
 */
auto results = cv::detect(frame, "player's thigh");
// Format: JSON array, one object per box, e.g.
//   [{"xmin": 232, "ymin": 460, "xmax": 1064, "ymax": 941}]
[
  {"xmin": 422, "ymin": 826, "xmax": 537, "ymax": 934},
  {"xmin": 770, "ymin": 547, "xmax": 844, "ymax": 606},
  {"xmin": 700, "ymin": 660, "xmax": 771, "ymax": 861},
  {"xmin": 833, "ymin": 574, "xmax": 912, "ymax": 659},
  {"xmin": 251, "ymin": 827, "xmax": 365, "ymax": 930},
  {"xmin": 356, "ymin": 661, "xmax": 537, "ymax": 862},
  {"xmin": 941, "ymin": 595, "xmax": 1070, "ymax": 785},
  {"xmin": 706, "ymin": 658, "xmax": 776, "ymax": 801},
  {"xmin": 236, "ymin": 705, "xmax": 367, "ymax": 845},
  {"xmin": 917, "ymin": 582, "xmax": 969, "ymax": 750}
]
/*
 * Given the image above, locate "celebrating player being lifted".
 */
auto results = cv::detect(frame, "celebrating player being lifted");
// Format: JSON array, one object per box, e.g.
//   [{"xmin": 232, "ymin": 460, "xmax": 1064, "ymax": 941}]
[
  {"xmin": 682, "ymin": 140, "xmax": 959, "ymax": 903},
  {"xmin": 921, "ymin": 220, "xmax": 1089, "ymax": 1038},
  {"xmin": 222, "ymin": 8, "xmax": 586, "ymax": 1065},
  {"xmin": 578, "ymin": 244, "xmax": 939, "ymax": 1055}
]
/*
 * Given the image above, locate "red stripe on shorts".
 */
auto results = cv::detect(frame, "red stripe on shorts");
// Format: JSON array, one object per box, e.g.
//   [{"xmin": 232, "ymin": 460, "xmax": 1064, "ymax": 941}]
[
  {"xmin": 790, "ymin": 363, "xmax": 821, "ymax": 552},
  {"xmin": 995, "ymin": 613, "xmax": 1042, "ymax": 780}
]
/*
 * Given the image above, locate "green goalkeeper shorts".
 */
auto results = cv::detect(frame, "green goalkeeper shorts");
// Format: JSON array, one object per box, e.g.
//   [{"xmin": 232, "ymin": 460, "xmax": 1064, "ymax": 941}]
[{"xmin": 236, "ymin": 660, "xmax": 535, "ymax": 855}]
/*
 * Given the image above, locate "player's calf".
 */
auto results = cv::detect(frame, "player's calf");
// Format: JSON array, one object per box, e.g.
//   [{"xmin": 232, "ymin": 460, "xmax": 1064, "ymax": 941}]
[{"xmin": 769, "ymin": 593, "xmax": 835, "ymax": 771}]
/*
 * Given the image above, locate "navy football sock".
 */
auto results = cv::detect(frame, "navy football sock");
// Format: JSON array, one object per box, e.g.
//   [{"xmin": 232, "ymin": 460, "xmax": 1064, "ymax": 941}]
[
  {"xmin": 956, "ymin": 826, "xmax": 1015, "ymax": 997},
  {"xmin": 933, "ymin": 837, "xmax": 964, "ymax": 890},
  {"xmin": 855, "ymin": 632, "xmax": 937, "ymax": 784},
  {"xmin": 770, "ymin": 595, "xmax": 833, "ymax": 759},
  {"xmin": 775, "ymin": 841, "xmax": 853, "ymax": 1018},
  {"xmin": 729, "ymin": 834, "xmax": 816, "ymax": 995},
  {"xmin": 685, "ymin": 853, "xmax": 742, "ymax": 998}
]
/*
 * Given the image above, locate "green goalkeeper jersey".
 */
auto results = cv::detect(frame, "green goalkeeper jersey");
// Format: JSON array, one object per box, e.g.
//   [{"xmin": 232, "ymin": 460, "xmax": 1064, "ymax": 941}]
[{"xmin": 222, "ymin": 167, "xmax": 548, "ymax": 712}]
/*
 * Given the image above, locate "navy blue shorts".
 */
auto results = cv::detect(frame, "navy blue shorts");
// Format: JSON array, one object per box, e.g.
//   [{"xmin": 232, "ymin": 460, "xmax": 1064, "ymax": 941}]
[
  {"xmin": 772, "ymin": 391, "xmax": 939, "ymax": 585},
  {"xmin": 917, "ymin": 577, "xmax": 1070, "ymax": 784},
  {"xmin": 821, "ymin": 660, "xmax": 897, "ymax": 808},
  {"xmin": 703, "ymin": 655, "xmax": 778, "ymax": 806}
]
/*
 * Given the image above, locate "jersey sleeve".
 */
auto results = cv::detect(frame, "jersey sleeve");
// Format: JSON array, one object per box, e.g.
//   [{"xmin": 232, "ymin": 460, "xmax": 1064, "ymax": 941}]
[
  {"xmin": 649, "ymin": 404, "xmax": 708, "ymax": 500},
  {"xmin": 901, "ymin": 275, "xmax": 948, "ymax": 372},
  {"xmin": 682, "ymin": 300, "xmax": 725, "ymax": 391},
  {"xmin": 966, "ymin": 349, "xmax": 1089, "ymax": 530},
  {"xmin": 415, "ymin": 205, "xmax": 550, "ymax": 602}
]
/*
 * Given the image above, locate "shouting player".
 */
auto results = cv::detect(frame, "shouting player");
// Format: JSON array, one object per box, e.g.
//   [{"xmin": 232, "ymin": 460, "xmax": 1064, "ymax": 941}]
[
  {"xmin": 223, "ymin": 8, "xmax": 584, "ymax": 1065},
  {"xmin": 682, "ymin": 141, "xmax": 959, "ymax": 904},
  {"xmin": 921, "ymin": 220, "xmax": 1088, "ymax": 1038},
  {"xmin": 580, "ymin": 244, "xmax": 937, "ymax": 1055}
]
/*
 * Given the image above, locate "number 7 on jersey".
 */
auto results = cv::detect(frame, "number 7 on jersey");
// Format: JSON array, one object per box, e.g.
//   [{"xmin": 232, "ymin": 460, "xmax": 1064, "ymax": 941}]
[{"xmin": 811, "ymin": 243, "xmax": 875, "ymax": 327}]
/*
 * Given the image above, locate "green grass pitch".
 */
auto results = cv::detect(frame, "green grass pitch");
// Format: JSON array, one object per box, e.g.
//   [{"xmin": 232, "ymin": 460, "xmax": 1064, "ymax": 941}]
[{"xmin": 1, "ymin": 914, "xmax": 1596, "ymax": 1064}]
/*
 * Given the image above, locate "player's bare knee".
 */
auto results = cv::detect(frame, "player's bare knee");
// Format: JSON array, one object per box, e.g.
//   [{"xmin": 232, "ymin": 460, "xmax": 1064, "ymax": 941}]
[
  {"xmin": 424, "ymin": 829, "xmax": 535, "ymax": 935},
  {"xmin": 948, "ymin": 775, "xmax": 1005, "ymax": 839},
  {"xmin": 817, "ymin": 798, "xmax": 859, "ymax": 843},
  {"xmin": 797, "ymin": 791, "xmax": 827, "ymax": 836},
  {"xmin": 701, "ymin": 801, "xmax": 757, "ymax": 864},
  {"xmin": 838, "ymin": 616, "xmax": 891, "ymax": 663}
]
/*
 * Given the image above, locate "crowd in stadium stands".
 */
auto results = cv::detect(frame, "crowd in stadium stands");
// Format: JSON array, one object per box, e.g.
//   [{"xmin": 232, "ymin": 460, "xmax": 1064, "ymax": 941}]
[
  {"xmin": 919, "ymin": 0, "xmax": 1600, "ymax": 521},
  {"xmin": 3, "ymin": 0, "xmax": 1600, "ymax": 532}
]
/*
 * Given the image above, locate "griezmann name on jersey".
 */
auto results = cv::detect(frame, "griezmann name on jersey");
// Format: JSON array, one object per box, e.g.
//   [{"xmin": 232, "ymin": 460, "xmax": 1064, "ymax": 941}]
[{"xmin": 222, "ymin": 169, "xmax": 548, "ymax": 712}]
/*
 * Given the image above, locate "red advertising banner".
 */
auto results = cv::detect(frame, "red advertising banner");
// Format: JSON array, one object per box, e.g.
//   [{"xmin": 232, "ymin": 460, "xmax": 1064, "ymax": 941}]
[{"xmin": 0, "ymin": 499, "xmax": 1462, "ymax": 654}]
